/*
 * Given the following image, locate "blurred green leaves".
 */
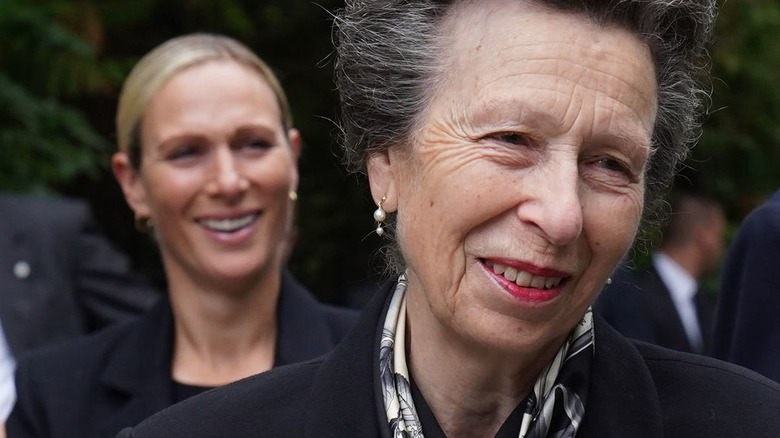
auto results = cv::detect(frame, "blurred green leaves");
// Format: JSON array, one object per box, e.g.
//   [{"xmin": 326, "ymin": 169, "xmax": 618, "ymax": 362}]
[
  {"xmin": 695, "ymin": 0, "xmax": 780, "ymax": 214},
  {"xmin": 0, "ymin": 0, "xmax": 112, "ymax": 192}
]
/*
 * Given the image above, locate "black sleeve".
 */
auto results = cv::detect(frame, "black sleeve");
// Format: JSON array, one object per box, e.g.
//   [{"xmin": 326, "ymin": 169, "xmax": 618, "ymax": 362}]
[
  {"xmin": 712, "ymin": 193, "xmax": 780, "ymax": 382},
  {"xmin": 6, "ymin": 355, "xmax": 46, "ymax": 438}
]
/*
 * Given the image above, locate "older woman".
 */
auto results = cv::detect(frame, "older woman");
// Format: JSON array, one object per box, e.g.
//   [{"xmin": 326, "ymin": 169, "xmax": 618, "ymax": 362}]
[
  {"xmin": 6, "ymin": 34, "xmax": 357, "ymax": 438},
  {"xmin": 121, "ymin": 1, "xmax": 780, "ymax": 437}
]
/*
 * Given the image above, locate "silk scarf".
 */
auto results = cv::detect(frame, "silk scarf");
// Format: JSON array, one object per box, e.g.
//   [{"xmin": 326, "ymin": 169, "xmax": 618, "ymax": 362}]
[{"xmin": 379, "ymin": 275, "xmax": 594, "ymax": 438}]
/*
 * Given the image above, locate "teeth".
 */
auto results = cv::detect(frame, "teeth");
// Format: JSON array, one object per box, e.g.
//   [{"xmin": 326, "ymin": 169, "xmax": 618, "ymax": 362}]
[
  {"xmin": 516, "ymin": 271, "xmax": 533, "ymax": 286},
  {"xmin": 490, "ymin": 262, "xmax": 562, "ymax": 290},
  {"xmin": 199, "ymin": 214, "xmax": 257, "ymax": 232},
  {"xmin": 504, "ymin": 267, "xmax": 518, "ymax": 282}
]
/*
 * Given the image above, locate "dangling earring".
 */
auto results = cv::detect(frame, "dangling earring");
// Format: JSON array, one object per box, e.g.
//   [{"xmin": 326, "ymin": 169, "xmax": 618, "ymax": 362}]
[
  {"xmin": 606, "ymin": 277, "xmax": 613, "ymax": 286},
  {"xmin": 373, "ymin": 196, "xmax": 387, "ymax": 236}
]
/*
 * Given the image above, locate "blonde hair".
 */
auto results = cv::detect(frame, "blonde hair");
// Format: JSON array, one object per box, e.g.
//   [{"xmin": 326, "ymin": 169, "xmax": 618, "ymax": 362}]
[{"xmin": 116, "ymin": 33, "xmax": 293, "ymax": 168}]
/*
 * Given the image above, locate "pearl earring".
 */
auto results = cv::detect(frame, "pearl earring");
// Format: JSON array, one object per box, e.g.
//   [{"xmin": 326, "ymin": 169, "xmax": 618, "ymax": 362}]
[
  {"xmin": 606, "ymin": 277, "xmax": 613, "ymax": 286},
  {"xmin": 373, "ymin": 196, "xmax": 387, "ymax": 236},
  {"xmin": 289, "ymin": 190, "xmax": 298, "ymax": 201}
]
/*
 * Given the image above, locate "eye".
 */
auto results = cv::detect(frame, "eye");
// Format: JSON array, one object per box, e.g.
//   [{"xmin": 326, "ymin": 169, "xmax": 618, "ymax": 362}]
[
  {"xmin": 587, "ymin": 156, "xmax": 641, "ymax": 185},
  {"xmin": 167, "ymin": 144, "xmax": 203, "ymax": 161},
  {"xmin": 232, "ymin": 134, "xmax": 274, "ymax": 154},
  {"xmin": 489, "ymin": 132, "xmax": 531, "ymax": 146},
  {"xmin": 244, "ymin": 138, "xmax": 272, "ymax": 150},
  {"xmin": 596, "ymin": 157, "xmax": 630, "ymax": 174}
]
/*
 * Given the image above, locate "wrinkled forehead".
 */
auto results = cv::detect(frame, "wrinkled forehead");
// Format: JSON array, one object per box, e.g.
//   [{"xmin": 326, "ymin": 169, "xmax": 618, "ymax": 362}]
[{"xmin": 427, "ymin": 0, "xmax": 658, "ymax": 134}]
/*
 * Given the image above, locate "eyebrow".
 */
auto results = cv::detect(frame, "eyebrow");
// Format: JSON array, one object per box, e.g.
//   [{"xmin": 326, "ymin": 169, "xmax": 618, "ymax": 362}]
[{"xmin": 469, "ymin": 94, "xmax": 653, "ymax": 149}]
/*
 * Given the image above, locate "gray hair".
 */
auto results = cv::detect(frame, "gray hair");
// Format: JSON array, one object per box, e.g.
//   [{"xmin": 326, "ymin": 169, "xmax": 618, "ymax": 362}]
[{"xmin": 334, "ymin": 0, "xmax": 716, "ymax": 272}]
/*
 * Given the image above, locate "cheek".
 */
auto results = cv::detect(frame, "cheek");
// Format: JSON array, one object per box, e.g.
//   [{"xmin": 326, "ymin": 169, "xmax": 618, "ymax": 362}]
[
  {"xmin": 585, "ymin": 194, "xmax": 643, "ymax": 262},
  {"xmin": 141, "ymin": 169, "xmax": 197, "ymax": 216}
]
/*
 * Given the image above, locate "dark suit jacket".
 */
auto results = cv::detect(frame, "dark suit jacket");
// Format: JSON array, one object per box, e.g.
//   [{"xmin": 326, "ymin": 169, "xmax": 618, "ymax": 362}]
[
  {"xmin": 120, "ymin": 279, "xmax": 780, "ymax": 438},
  {"xmin": 713, "ymin": 188, "xmax": 780, "ymax": 382},
  {"xmin": 595, "ymin": 261, "xmax": 716, "ymax": 354},
  {"xmin": 0, "ymin": 195, "xmax": 160, "ymax": 357},
  {"xmin": 6, "ymin": 272, "xmax": 359, "ymax": 438}
]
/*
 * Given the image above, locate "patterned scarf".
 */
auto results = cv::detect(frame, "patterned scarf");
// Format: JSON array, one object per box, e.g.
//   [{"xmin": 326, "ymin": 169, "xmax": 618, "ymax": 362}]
[{"xmin": 380, "ymin": 275, "xmax": 594, "ymax": 438}]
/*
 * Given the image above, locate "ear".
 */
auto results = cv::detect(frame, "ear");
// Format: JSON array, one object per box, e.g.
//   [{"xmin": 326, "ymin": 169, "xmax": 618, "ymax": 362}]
[
  {"xmin": 366, "ymin": 151, "xmax": 398, "ymax": 212},
  {"xmin": 112, "ymin": 152, "xmax": 151, "ymax": 218},
  {"xmin": 287, "ymin": 128, "xmax": 302, "ymax": 161},
  {"xmin": 287, "ymin": 128, "xmax": 302, "ymax": 190}
]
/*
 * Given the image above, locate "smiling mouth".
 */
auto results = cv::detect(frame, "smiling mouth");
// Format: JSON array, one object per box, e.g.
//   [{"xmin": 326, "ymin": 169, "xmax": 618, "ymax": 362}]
[
  {"xmin": 197, "ymin": 213, "xmax": 259, "ymax": 233},
  {"xmin": 484, "ymin": 260, "xmax": 563, "ymax": 290}
]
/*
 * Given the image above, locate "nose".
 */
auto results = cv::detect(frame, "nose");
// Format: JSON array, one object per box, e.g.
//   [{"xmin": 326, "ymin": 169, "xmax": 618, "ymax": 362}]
[
  {"xmin": 206, "ymin": 147, "xmax": 249, "ymax": 200},
  {"xmin": 516, "ymin": 160, "xmax": 584, "ymax": 246}
]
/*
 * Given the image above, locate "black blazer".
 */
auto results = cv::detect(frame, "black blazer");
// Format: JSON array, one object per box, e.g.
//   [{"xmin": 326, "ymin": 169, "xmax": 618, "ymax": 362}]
[
  {"xmin": 120, "ymin": 280, "xmax": 780, "ymax": 438},
  {"xmin": 595, "ymin": 261, "xmax": 716, "ymax": 354},
  {"xmin": 713, "ymin": 188, "xmax": 780, "ymax": 382},
  {"xmin": 0, "ymin": 195, "xmax": 160, "ymax": 357},
  {"xmin": 6, "ymin": 272, "xmax": 358, "ymax": 438}
]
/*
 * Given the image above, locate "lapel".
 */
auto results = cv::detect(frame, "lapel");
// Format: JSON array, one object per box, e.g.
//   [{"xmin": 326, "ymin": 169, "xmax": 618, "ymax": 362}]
[
  {"xmin": 644, "ymin": 264, "xmax": 694, "ymax": 352},
  {"xmin": 303, "ymin": 279, "xmax": 393, "ymax": 437},
  {"xmin": 578, "ymin": 314, "xmax": 665, "ymax": 437},
  {"xmin": 274, "ymin": 271, "xmax": 339, "ymax": 366},
  {"xmin": 97, "ymin": 299, "xmax": 175, "ymax": 438}
]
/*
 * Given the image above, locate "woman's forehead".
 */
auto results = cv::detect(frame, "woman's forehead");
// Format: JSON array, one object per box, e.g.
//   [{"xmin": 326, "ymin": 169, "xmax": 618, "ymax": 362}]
[{"xmin": 426, "ymin": 0, "xmax": 657, "ymax": 144}]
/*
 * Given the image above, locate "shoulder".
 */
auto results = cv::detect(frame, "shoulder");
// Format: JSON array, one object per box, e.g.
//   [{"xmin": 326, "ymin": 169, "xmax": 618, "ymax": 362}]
[
  {"xmin": 15, "ymin": 316, "xmax": 140, "ymax": 384},
  {"xmin": 126, "ymin": 360, "xmax": 324, "ymax": 437},
  {"xmin": 1, "ymin": 195, "xmax": 89, "ymax": 222},
  {"xmin": 279, "ymin": 271, "xmax": 360, "ymax": 343},
  {"xmin": 318, "ymin": 302, "xmax": 361, "ymax": 340},
  {"xmin": 735, "ymin": 190, "xmax": 780, "ymax": 240},
  {"xmin": 635, "ymin": 341, "xmax": 780, "ymax": 435}
]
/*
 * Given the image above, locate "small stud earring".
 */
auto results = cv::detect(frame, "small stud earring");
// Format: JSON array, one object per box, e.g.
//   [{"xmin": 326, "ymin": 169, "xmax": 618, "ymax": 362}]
[
  {"xmin": 606, "ymin": 277, "xmax": 613, "ymax": 286},
  {"xmin": 373, "ymin": 196, "xmax": 387, "ymax": 236},
  {"xmin": 134, "ymin": 214, "xmax": 153, "ymax": 233},
  {"xmin": 289, "ymin": 190, "xmax": 298, "ymax": 201}
]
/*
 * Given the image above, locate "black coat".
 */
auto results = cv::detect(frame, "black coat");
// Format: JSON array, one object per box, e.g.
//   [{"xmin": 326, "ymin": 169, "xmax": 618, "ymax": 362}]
[
  {"xmin": 713, "ymin": 188, "xmax": 780, "ymax": 382},
  {"xmin": 6, "ymin": 272, "xmax": 359, "ymax": 438},
  {"xmin": 120, "ymin": 280, "xmax": 780, "ymax": 438},
  {"xmin": 0, "ymin": 195, "xmax": 160, "ymax": 357},
  {"xmin": 595, "ymin": 262, "xmax": 716, "ymax": 354}
]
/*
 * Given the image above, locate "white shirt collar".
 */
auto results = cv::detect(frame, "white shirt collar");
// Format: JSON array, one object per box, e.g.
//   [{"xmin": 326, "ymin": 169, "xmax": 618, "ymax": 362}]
[{"xmin": 653, "ymin": 252, "xmax": 697, "ymax": 301}]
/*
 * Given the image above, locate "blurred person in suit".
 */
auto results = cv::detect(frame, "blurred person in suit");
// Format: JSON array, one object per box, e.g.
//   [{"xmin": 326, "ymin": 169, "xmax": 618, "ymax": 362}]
[
  {"xmin": 0, "ymin": 194, "xmax": 161, "ymax": 422},
  {"xmin": 712, "ymin": 188, "xmax": 780, "ymax": 382},
  {"xmin": 595, "ymin": 193, "xmax": 726, "ymax": 354},
  {"xmin": 6, "ymin": 33, "xmax": 358, "ymax": 438}
]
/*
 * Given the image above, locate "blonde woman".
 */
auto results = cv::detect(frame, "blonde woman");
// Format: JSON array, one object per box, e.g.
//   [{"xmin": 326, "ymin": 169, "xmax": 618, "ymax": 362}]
[{"xmin": 7, "ymin": 34, "xmax": 357, "ymax": 438}]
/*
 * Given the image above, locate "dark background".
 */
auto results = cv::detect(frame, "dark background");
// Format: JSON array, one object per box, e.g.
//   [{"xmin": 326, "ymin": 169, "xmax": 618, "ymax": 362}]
[{"xmin": 2, "ymin": 0, "xmax": 779, "ymax": 304}]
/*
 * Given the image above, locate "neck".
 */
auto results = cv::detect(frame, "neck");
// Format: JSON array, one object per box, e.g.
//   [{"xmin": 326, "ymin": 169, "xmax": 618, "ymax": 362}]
[
  {"xmin": 167, "ymin": 265, "xmax": 281, "ymax": 387},
  {"xmin": 405, "ymin": 287, "xmax": 562, "ymax": 438}
]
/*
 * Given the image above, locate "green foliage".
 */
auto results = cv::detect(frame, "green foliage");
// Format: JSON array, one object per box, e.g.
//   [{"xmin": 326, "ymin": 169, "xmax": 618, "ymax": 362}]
[
  {"xmin": 695, "ymin": 0, "xmax": 780, "ymax": 216},
  {"xmin": 0, "ymin": 74, "xmax": 107, "ymax": 192},
  {"xmin": 0, "ymin": 0, "xmax": 111, "ymax": 193}
]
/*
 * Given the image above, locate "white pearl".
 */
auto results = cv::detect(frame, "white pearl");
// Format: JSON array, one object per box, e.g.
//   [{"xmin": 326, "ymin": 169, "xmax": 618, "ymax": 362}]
[
  {"xmin": 376, "ymin": 225, "xmax": 384, "ymax": 236},
  {"xmin": 373, "ymin": 207, "xmax": 386, "ymax": 222}
]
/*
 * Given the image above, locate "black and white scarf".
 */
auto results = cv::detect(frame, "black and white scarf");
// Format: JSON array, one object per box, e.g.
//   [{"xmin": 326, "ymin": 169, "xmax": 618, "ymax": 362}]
[{"xmin": 379, "ymin": 275, "xmax": 594, "ymax": 438}]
